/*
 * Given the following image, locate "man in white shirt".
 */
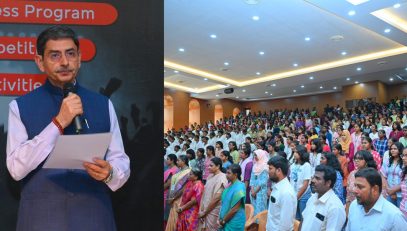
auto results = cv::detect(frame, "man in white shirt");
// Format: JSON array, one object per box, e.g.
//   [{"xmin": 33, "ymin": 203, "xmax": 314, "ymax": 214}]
[
  {"xmin": 300, "ymin": 165, "xmax": 346, "ymax": 231},
  {"xmin": 266, "ymin": 156, "xmax": 297, "ymax": 231},
  {"xmin": 346, "ymin": 168, "xmax": 407, "ymax": 231}
]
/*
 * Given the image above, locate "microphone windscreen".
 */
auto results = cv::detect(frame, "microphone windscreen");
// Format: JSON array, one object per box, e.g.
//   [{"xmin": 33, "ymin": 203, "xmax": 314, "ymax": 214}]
[{"xmin": 63, "ymin": 82, "xmax": 75, "ymax": 97}]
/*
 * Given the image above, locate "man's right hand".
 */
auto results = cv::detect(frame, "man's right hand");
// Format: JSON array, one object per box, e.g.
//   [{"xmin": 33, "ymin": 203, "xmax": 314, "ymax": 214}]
[{"xmin": 55, "ymin": 93, "xmax": 83, "ymax": 128}]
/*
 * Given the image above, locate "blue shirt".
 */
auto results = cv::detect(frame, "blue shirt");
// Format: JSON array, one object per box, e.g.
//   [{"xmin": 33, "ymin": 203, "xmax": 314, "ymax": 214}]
[
  {"xmin": 346, "ymin": 196, "xmax": 407, "ymax": 231},
  {"xmin": 374, "ymin": 138, "xmax": 388, "ymax": 157}
]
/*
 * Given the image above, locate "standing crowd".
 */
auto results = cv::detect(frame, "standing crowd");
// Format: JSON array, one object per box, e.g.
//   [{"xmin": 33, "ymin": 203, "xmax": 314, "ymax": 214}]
[{"xmin": 164, "ymin": 98, "xmax": 407, "ymax": 231}]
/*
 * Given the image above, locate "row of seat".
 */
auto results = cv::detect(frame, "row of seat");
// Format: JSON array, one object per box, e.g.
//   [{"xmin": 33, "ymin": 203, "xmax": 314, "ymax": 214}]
[{"xmin": 244, "ymin": 204, "xmax": 299, "ymax": 231}]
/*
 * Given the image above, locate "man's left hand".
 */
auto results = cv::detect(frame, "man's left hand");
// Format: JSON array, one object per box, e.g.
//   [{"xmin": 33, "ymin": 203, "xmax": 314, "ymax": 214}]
[{"xmin": 83, "ymin": 158, "xmax": 111, "ymax": 181}]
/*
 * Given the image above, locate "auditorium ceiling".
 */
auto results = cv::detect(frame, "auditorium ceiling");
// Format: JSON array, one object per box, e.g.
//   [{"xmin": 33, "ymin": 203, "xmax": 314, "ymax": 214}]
[{"xmin": 164, "ymin": 0, "xmax": 407, "ymax": 100}]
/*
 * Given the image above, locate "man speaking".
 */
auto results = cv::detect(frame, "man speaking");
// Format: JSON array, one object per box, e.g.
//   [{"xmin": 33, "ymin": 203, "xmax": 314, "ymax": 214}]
[{"xmin": 6, "ymin": 26, "xmax": 130, "ymax": 230}]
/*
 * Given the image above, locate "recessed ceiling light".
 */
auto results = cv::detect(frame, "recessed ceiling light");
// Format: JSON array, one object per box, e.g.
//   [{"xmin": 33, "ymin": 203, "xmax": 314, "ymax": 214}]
[
  {"xmin": 348, "ymin": 10, "xmax": 356, "ymax": 16},
  {"xmin": 405, "ymin": 67, "xmax": 407, "ymax": 71},
  {"xmin": 210, "ymin": 34, "xmax": 217, "ymax": 39},
  {"xmin": 356, "ymin": 67, "xmax": 362, "ymax": 71},
  {"xmin": 242, "ymin": 89, "xmax": 246, "ymax": 92},
  {"xmin": 224, "ymin": 62, "xmax": 229, "ymax": 66},
  {"xmin": 394, "ymin": 3, "xmax": 401, "ymax": 8},
  {"xmin": 226, "ymin": 84, "xmax": 230, "ymax": 87},
  {"xmin": 333, "ymin": 86, "xmax": 337, "ymax": 90},
  {"xmin": 164, "ymin": 70, "xmax": 166, "ymax": 73},
  {"xmin": 252, "ymin": 16, "xmax": 260, "ymax": 21},
  {"xmin": 236, "ymin": 96, "xmax": 239, "ymax": 99},
  {"xmin": 304, "ymin": 37, "xmax": 311, "ymax": 41},
  {"xmin": 320, "ymin": 86, "xmax": 323, "ymax": 89},
  {"xmin": 174, "ymin": 70, "xmax": 179, "ymax": 73},
  {"xmin": 178, "ymin": 48, "xmax": 185, "ymax": 52},
  {"xmin": 390, "ymin": 77, "xmax": 394, "ymax": 81},
  {"xmin": 293, "ymin": 63, "xmax": 298, "ymax": 67},
  {"xmin": 360, "ymin": 83, "xmax": 364, "ymax": 86},
  {"xmin": 301, "ymin": 85, "xmax": 305, "ymax": 88},
  {"xmin": 204, "ymin": 78, "xmax": 208, "ymax": 81},
  {"xmin": 346, "ymin": 0, "xmax": 369, "ymax": 5},
  {"xmin": 309, "ymin": 76, "xmax": 314, "ymax": 80},
  {"xmin": 346, "ymin": 77, "xmax": 351, "ymax": 81},
  {"xmin": 272, "ymin": 83, "xmax": 276, "ymax": 87},
  {"xmin": 216, "ymin": 94, "xmax": 219, "ymax": 97},
  {"xmin": 341, "ymin": 51, "xmax": 347, "ymax": 56},
  {"xmin": 265, "ymin": 91, "xmax": 268, "ymax": 94},
  {"xmin": 293, "ymin": 90, "xmax": 297, "ymax": 93},
  {"xmin": 256, "ymin": 72, "xmax": 261, "ymax": 75},
  {"xmin": 259, "ymin": 51, "xmax": 265, "ymax": 55},
  {"xmin": 270, "ymin": 93, "xmax": 273, "ymax": 96},
  {"xmin": 355, "ymin": 81, "xmax": 359, "ymax": 84},
  {"xmin": 384, "ymin": 28, "xmax": 391, "ymax": 33}
]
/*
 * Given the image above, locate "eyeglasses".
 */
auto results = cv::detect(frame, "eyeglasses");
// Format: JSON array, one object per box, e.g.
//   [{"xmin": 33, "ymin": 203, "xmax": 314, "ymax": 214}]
[{"xmin": 46, "ymin": 50, "xmax": 79, "ymax": 62}]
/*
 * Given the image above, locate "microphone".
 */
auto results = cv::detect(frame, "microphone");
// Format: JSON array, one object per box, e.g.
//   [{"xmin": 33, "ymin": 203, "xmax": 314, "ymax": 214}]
[{"xmin": 63, "ymin": 82, "xmax": 83, "ymax": 134}]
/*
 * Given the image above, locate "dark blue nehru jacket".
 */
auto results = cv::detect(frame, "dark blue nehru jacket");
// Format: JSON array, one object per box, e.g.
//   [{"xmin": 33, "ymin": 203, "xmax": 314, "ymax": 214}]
[{"xmin": 15, "ymin": 79, "xmax": 116, "ymax": 231}]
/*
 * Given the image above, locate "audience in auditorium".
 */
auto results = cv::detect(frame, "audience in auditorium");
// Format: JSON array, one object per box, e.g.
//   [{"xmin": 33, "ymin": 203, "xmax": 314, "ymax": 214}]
[{"xmin": 164, "ymin": 98, "xmax": 407, "ymax": 230}]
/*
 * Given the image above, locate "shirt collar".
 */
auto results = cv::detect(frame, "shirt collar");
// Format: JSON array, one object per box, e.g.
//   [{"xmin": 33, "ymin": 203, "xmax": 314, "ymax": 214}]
[
  {"xmin": 368, "ymin": 195, "xmax": 385, "ymax": 214},
  {"xmin": 316, "ymin": 189, "xmax": 335, "ymax": 204},
  {"xmin": 273, "ymin": 177, "xmax": 289, "ymax": 190},
  {"xmin": 44, "ymin": 78, "xmax": 78, "ymax": 96}
]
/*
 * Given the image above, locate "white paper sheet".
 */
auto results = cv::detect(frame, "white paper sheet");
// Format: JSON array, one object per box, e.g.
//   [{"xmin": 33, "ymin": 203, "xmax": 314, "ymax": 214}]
[{"xmin": 43, "ymin": 132, "xmax": 112, "ymax": 169}]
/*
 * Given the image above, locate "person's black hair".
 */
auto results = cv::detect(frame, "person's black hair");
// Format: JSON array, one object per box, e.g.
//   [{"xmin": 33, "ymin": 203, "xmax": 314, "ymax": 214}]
[
  {"xmin": 315, "ymin": 164, "xmax": 337, "ymax": 188},
  {"xmin": 216, "ymin": 141, "xmax": 223, "ymax": 149},
  {"xmin": 402, "ymin": 147, "xmax": 407, "ymax": 180},
  {"xmin": 178, "ymin": 155, "xmax": 189, "ymax": 166},
  {"xmin": 229, "ymin": 141, "xmax": 237, "ymax": 151},
  {"xmin": 296, "ymin": 145, "xmax": 309, "ymax": 165},
  {"xmin": 186, "ymin": 149, "xmax": 195, "ymax": 159},
  {"xmin": 227, "ymin": 164, "xmax": 242, "ymax": 181},
  {"xmin": 311, "ymin": 138, "xmax": 323, "ymax": 153},
  {"xmin": 221, "ymin": 150, "xmax": 234, "ymax": 164},
  {"xmin": 174, "ymin": 145, "xmax": 180, "ymax": 150},
  {"xmin": 243, "ymin": 142, "xmax": 252, "ymax": 156},
  {"xmin": 191, "ymin": 168, "xmax": 203, "ymax": 181},
  {"xmin": 246, "ymin": 137, "xmax": 252, "ymax": 142},
  {"xmin": 166, "ymin": 154, "xmax": 177, "ymax": 164},
  {"xmin": 37, "ymin": 26, "xmax": 79, "ymax": 56},
  {"xmin": 321, "ymin": 152, "xmax": 343, "ymax": 177},
  {"xmin": 392, "ymin": 122, "xmax": 402, "ymax": 131},
  {"xmin": 196, "ymin": 148, "xmax": 205, "ymax": 159},
  {"xmin": 164, "ymin": 140, "xmax": 170, "ymax": 146},
  {"xmin": 206, "ymin": 145, "xmax": 215, "ymax": 155},
  {"xmin": 277, "ymin": 151, "xmax": 287, "ymax": 159},
  {"xmin": 267, "ymin": 155, "xmax": 289, "ymax": 176},
  {"xmin": 333, "ymin": 144, "xmax": 344, "ymax": 156},
  {"xmin": 362, "ymin": 137, "xmax": 375, "ymax": 151},
  {"xmin": 354, "ymin": 150, "xmax": 377, "ymax": 169},
  {"xmin": 355, "ymin": 167, "xmax": 382, "ymax": 193},
  {"xmin": 389, "ymin": 142, "xmax": 404, "ymax": 169},
  {"xmin": 211, "ymin": 157, "xmax": 223, "ymax": 168}
]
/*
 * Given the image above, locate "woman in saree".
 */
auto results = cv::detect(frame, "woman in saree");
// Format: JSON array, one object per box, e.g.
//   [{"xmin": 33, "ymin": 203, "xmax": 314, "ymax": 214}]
[
  {"xmin": 164, "ymin": 154, "xmax": 179, "ymax": 228},
  {"xmin": 176, "ymin": 168, "xmax": 205, "ymax": 231},
  {"xmin": 218, "ymin": 164, "xmax": 246, "ymax": 231},
  {"xmin": 165, "ymin": 155, "xmax": 191, "ymax": 231},
  {"xmin": 198, "ymin": 157, "xmax": 228, "ymax": 231}
]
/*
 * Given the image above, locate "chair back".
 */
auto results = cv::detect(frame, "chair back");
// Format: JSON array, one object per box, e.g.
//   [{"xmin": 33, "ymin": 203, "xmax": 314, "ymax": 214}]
[{"xmin": 245, "ymin": 210, "xmax": 268, "ymax": 231}]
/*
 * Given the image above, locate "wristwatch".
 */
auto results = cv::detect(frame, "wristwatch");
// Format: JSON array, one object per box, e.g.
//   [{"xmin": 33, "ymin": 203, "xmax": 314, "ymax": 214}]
[{"xmin": 103, "ymin": 167, "xmax": 114, "ymax": 184}]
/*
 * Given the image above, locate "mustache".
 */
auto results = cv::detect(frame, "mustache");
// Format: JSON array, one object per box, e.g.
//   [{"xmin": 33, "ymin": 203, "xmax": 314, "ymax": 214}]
[{"xmin": 56, "ymin": 68, "xmax": 74, "ymax": 73}]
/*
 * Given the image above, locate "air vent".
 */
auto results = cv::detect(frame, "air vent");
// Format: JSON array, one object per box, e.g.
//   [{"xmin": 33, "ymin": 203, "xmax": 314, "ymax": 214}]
[
  {"xmin": 220, "ymin": 67, "xmax": 229, "ymax": 71},
  {"xmin": 330, "ymin": 35, "xmax": 344, "ymax": 42},
  {"xmin": 177, "ymin": 80, "xmax": 185, "ymax": 83}
]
